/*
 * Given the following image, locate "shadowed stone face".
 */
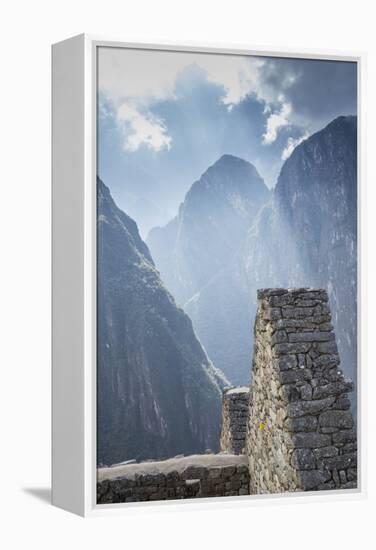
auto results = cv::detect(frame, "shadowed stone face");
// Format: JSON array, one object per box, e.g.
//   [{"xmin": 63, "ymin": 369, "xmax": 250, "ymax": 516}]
[{"xmin": 246, "ymin": 288, "xmax": 357, "ymax": 494}]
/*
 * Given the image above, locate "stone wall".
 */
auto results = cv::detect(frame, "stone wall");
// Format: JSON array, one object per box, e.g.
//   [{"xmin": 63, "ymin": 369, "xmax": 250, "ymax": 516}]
[
  {"xmin": 246, "ymin": 288, "xmax": 357, "ymax": 493},
  {"xmin": 220, "ymin": 386, "xmax": 250, "ymax": 454},
  {"xmin": 97, "ymin": 287, "xmax": 357, "ymax": 504},
  {"xmin": 97, "ymin": 454, "xmax": 249, "ymax": 503}
]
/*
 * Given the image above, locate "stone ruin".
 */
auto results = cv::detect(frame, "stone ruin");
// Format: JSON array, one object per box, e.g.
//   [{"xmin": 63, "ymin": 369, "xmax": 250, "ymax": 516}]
[
  {"xmin": 247, "ymin": 288, "xmax": 357, "ymax": 492},
  {"xmin": 220, "ymin": 386, "xmax": 250, "ymax": 455},
  {"xmin": 97, "ymin": 288, "xmax": 357, "ymax": 503},
  {"xmin": 97, "ymin": 454, "xmax": 250, "ymax": 503}
]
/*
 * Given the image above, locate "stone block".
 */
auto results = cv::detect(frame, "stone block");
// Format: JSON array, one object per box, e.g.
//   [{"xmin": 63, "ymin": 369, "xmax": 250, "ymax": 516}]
[
  {"xmin": 319, "ymin": 322, "xmax": 334, "ymax": 331},
  {"xmin": 236, "ymin": 464, "xmax": 249, "ymax": 475},
  {"xmin": 271, "ymin": 330, "xmax": 288, "ymax": 345},
  {"xmin": 207, "ymin": 468, "xmax": 222, "ymax": 479},
  {"xmin": 316, "ymin": 341, "xmax": 338, "ymax": 354},
  {"xmin": 313, "ymin": 446, "xmax": 338, "ymax": 459},
  {"xmin": 319, "ymin": 410, "xmax": 354, "ymax": 429},
  {"xmin": 181, "ymin": 466, "xmax": 207, "ymax": 480},
  {"xmin": 317, "ymin": 480, "xmax": 336, "ymax": 490},
  {"xmin": 297, "ymin": 290, "xmax": 328, "ymax": 302},
  {"xmin": 275, "ymin": 354, "xmax": 297, "ymax": 371},
  {"xmin": 330, "ymin": 396, "xmax": 351, "ymax": 410},
  {"xmin": 312, "ymin": 380, "xmax": 353, "ymax": 400},
  {"xmin": 274, "ymin": 342, "xmax": 311, "ymax": 355},
  {"xmin": 298, "ymin": 470, "xmax": 332, "ymax": 490},
  {"xmin": 268, "ymin": 294, "xmax": 295, "ymax": 307},
  {"xmin": 280, "ymin": 369, "xmax": 312, "ymax": 385},
  {"xmin": 288, "ymin": 397, "xmax": 336, "ymax": 418},
  {"xmin": 347, "ymin": 468, "xmax": 357, "ymax": 482},
  {"xmin": 288, "ymin": 332, "xmax": 335, "ymax": 343},
  {"xmin": 282, "ymin": 306, "xmax": 315, "ymax": 319},
  {"xmin": 292, "ymin": 432, "xmax": 331, "ymax": 448},
  {"xmin": 275, "ymin": 319, "xmax": 316, "ymax": 330},
  {"xmin": 339, "ymin": 470, "xmax": 347, "ymax": 484},
  {"xmin": 313, "ymin": 354, "xmax": 341, "ymax": 367},
  {"xmin": 332, "ymin": 429, "xmax": 357, "ymax": 445},
  {"xmin": 258, "ymin": 288, "xmax": 288, "ymax": 299},
  {"xmin": 318, "ymin": 452, "xmax": 357, "ymax": 471},
  {"xmin": 291, "ymin": 448, "xmax": 316, "ymax": 470},
  {"xmin": 283, "ymin": 384, "xmax": 301, "ymax": 402},
  {"xmin": 264, "ymin": 307, "xmax": 282, "ymax": 321},
  {"xmin": 342, "ymin": 442, "xmax": 357, "ymax": 453},
  {"xmin": 300, "ymin": 384, "xmax": 313, "ymax": 400},
  {"xmin": 341, "ymin": 481, "xmax": 357, "ymax": 489},
  {"xmin": 286, "ymin": 415, "xmax": 318, "ymax": 432}
]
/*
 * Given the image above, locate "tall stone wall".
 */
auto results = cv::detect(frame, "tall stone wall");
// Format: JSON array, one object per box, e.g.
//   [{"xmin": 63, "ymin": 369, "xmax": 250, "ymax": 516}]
[
  {"xmin": 246, "ymin": 288, "xmax": 357, "ymax": 493},
  {"xmin": 220, "ymin": 387, "xmax": 250, "ymax": 454}
]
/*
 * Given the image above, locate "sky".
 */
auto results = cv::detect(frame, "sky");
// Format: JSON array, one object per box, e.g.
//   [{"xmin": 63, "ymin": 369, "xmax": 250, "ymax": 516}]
[{"xmin": 97, "ymin": 47, "xmax": 357, "ymax": 237}]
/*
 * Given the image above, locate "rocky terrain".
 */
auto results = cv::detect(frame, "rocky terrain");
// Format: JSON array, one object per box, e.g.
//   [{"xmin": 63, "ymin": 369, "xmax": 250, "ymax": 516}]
[{"xmin": 97, "ymin": 178, "xmax": 227, "ymax": 466}]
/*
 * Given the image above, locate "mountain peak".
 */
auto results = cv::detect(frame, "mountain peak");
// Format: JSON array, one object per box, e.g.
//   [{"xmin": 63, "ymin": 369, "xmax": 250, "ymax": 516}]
[
  {"xmin": 325, "ymin": 114, "xmax": 356, "ymax": 130},
  {"xmin": 188, "ymin": 154, "xmax": 268, "ymax": 200},
  {"xmin": 147, "ymin": 154, "xmax": 270, "ymax": 306},
  {"xmin": 277, "ymin": 114, "xmax": 357, "ymax": 195},
  {"xmin": 214, "ymin": 153, "xmax": 249, "ymax": 166},
  {"xmin": 206, "ymin": 154, "xmax": 261, "ymax": 179}
]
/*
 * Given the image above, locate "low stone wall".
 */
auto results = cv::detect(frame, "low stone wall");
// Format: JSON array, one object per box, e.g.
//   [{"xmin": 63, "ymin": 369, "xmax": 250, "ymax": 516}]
[
  {"xmin": 220, "ymin": 386, "xmax": 250, "ymax": 454},
  {"xmin": 246, "ymin": 288, "xmax": 357, "ymax": 494},
  {"xmin": 97, "ymin": 454, "xmax": 250, "ymax": 503}
]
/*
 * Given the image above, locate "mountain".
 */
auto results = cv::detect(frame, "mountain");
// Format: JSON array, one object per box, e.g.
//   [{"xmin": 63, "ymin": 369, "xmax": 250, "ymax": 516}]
[
  {"xmin": 244, "ymin": 115, "xmax": 357, "ymax": 399},
  {"xmin": 147, "ymin": 155, "xmax": 270, "ymax": 383},
  {"xmin": 97, "ymin": 178, "xmax": 227, "ymax": 466},
  {"xmin": 147, "ymin": 118, "xmax": 357, "ymax": 394},
  {"xmin": 147, "ymin": 154, "xmax": 271, "ymax": 305}
]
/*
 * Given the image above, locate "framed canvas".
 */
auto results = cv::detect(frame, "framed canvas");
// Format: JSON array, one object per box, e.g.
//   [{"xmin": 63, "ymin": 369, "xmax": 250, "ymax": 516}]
[{"xmin": 52, "ymin": 34, "xmax": 365, "ymax": 516}]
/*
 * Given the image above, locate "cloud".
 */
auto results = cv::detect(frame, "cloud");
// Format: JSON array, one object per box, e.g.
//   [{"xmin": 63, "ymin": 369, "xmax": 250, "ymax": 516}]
[
  {"xmin": 116, "ymin": 102, "xmax": 172, "ymax": 152},
  {"xmin": 98, "ymin": 47, "xmax": 266, "ymax": 107},
  {"xmin": 262, "ymin": 102, "xmax": 292, "ymax": 145},
  {"xmin": 97, "ymin": 47, "xmax": 356, "ymax": 156},
  {"xmin": 198, "ymin": 56, "xmax": 264, "ymax": 106},
  {"xmin": 98, "ymin": 51, "xmax": 357, "ymax": 234},
  {"xmin": 281, "ymin": 132, "xmax": 310, "ymax": 161},
  {"xmin": 98, "ymin": 48, "xmax": 273, "ymax": 151},
  {"xmin": 258, "ymin": 58, "xmax": 357, "ymax": 131}
]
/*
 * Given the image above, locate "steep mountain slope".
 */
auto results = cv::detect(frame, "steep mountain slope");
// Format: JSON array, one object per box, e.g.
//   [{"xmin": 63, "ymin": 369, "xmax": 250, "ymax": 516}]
[
  {"xmin": 147, "ymin": 154, "xmax": 270, "ymax": 305},
  {"xmin": 194, "ymin": 115, "xmax": 357, "ymax": 388},
  {"xmin": 245, "ymin": 115, "xmax": 357, "ymax": 393},
  {"xmin": 147, "ymin": 118, "xmax": 357, "ymax": 393},
  {"xmin": 97, "ymin": 178, "xmax": 227, "ymax": 466},
  {"xmin": 184, "ymin": 259, "xmax": 253, "ymax": 385}
]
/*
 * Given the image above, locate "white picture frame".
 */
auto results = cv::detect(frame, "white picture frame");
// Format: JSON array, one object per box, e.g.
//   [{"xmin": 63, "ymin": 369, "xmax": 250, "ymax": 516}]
[{"xmin": 52, "ymin": 34, "xmax": 366, "ymax": 517}]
